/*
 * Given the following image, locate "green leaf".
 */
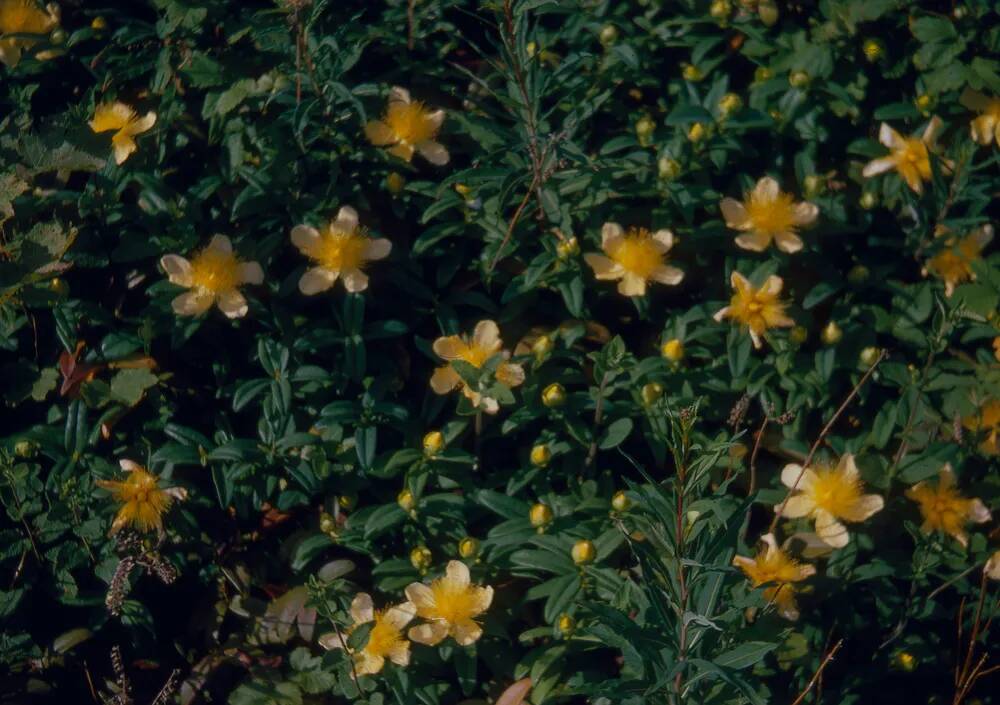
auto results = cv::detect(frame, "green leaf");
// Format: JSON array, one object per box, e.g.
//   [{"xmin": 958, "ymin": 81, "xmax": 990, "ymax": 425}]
[{"xmin": 109, "ymin": 368, "xmax": 158, "ymax": 406}]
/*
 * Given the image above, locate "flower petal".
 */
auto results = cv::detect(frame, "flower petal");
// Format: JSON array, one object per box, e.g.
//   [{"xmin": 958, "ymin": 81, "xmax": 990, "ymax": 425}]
[
  {"xmin": 217, "ymin": 289, "xmax": 248, "ymax": 319},
  {"xmin": 968, "ymin": 499, "xmax": 992, "ymax": 524},
  {"xmin": 584, "ymin": 253, "xmax": 623, "ymax": 281},
  {"xmin": 453, "ymin": 619, "xmax": 483, "ymax": 646},
  {"xmin": 333, "ymin": 206, "xmax": 359, "ymax": 233},
  {"xmin": 600, "ymin": 222, "xmax": 624, "ymax": 249},
  {"xmin": 299, "ymin": 267, "xmax": 337, "ymax": 295},
  {"xmin": 878, "ymin": 122, "xmax": 905, "ymax": 149},
  {"xmin": 497, "ymin": 361, "xmax": 525, "ymax": 388},
  {"xmin": 617, "ymin": 272, "xmax": 647, "ymax": 297},
  {"xmin": 291, "ymin": 224, "xmax": 320, "ymax": 254},
  {"xmin": 841, "ymin": 494, "xmax": 884, "ymax": 522},
  {"xmin": 112, "ymin": 135, "xmax": 137, "ymax": 165},
  {"xmin": 779, "ymin": 495, "xmax": 815, "ymax": 519},
  {"xmin": 404, "ymin": 582, "xmax": 436, "ymax": 613},
  {"xmin": 160, "ymin": 255, "xmax": 193, "ymax": 287},
  {"xmin": 341, "ymin": 268, "xmax": 369, "ymax": 293},
  {"xmin": 364, "ymin": 120, "xmax": 397, "ymax": 146},
  {"xmin": 408, "ymin": 621, "xmax": 448, "ymax": 646},
  {"xmin": 650, "ymin": 265, "xmax": 684, "ymax": 286},
  {"xmin": 444, "ymin": 560, "xmax": 471, "ymax": 588},
  {"xmin": 781, "ymin": 464, "xmax": 816, "ymax": 491},
  {"xmin": 350, "ymin": 593, "xmax": 375, "ymax": 624},
  {"xmin": 388, "ymin": 142, "xmax": 416, "ymax": 162},
  {"xmin": 862, "ymin": 157, "xmax": 897, "ymax": 178},
  {"xmin": 119, "ymin": 459, "xmax": 143, "ymax": 473},
  {"xmin": 387, "ymin": 640, "xmax": 411, "ymax": 666},
  {"xmin": 720, "ymin": 198, "xmax": 750, "ymax": 229},
  {"xmin": 433, "ymin": 335, "xmax": 466, "ymax": 360},
  {"xmin": 430, "ymin": 365, "xmax": 461, "ymax": 394},
  {"xmin": 389, "ymin": 86, "xmax": 412, "ymax": 105},
  {"xmin": 354, "ymin": 652, "xmax": 385, "ymax": 676},
  {"xmin": 417, "ymin": 140, "xmax": 450, "ymax": 165},
  {"xmin": 472, "ymin": 320, "xmax": 501, "ymax": 353},
  {"xmin": 735, "ymin": 231, "xmax": 772, "ymax": 252},
  {"xmin": 172, "ymin": 290, "xmax": 214, "ymax": 317},
  {"xmin": 792, "ymin": 201, "xmax": 818, "ymax": 227},
  {"xmin": 922, "ymin": 115, "xmax": 943, "ymax": 145},
  {"xmin": 364, "ymin": 238, "xmax": 392, "ymax": 261},
  {"xmin": 814, "ymin": 510, "xmax": 850, "ymax": 548},
  {"xmin": 773, "ymin": 231, "xmax": 804, "ymax": 254},
  {"xmin": 651, "ymin": 229, "xmax": 674, "ymax": 252},
  {"xmin": 753, "ymin": 176, "xmax": 780, "ymax": 202},
  {"xmin": 384, "ymin": 602, "xmax": 417, "ymax": 629},
  {"xmin": 238, "ymin": 261, "xmax": 264, "ymax": 285},
  {"xmin": 207, "ymin": 234, "xmax": 232, "ymax": 254}
]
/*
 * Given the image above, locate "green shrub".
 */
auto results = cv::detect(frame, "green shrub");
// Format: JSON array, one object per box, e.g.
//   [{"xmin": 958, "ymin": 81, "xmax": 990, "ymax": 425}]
[{"xmin": 2, "ymin": 1, "xmax": 999, "ymax": 704}]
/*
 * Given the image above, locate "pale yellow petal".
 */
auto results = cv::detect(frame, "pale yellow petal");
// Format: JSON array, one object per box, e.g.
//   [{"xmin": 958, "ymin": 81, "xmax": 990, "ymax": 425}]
[
  {"xmin": 781, "ymin": 464, "xmax": 816, "ymax": 491},
  {"xmin": 779, "ymin": 495, "xmax": 815, "ymax": 519},
  {"xmin": 753, "ymin": 176, "xmax": 780, "ymax": 202},
  {"xmin": 238, "ymin": 261, "xmax": 264, "ymax": 285},
  {"xmin": 216, "ymin": 289, "xmax": 248, "ymax": 319},
  {"xmin": 429, "ymin": 365, "xmax": 460, "ymax": 394},
  {"xmin": 651, "ymin": 229, "xmax": 674, "ymax": 252},
  {"xmin": 735, "ymin": 231, "xmax": 772, "ymax": 252},
  {"xmin": 433, "ymin": 335, "xmax": 467, "ymax": 360},
  {"xmin": 650, "ymin": 265, "xmax": 684, "ymax": 286},
  {"xmin": 363, "ymin": 238, "xmax": 392, "ymax": 261},
  {"xmin": 341, "ymin": 268, "xmax": 369, "ymax": 293},
  {"xmin": 584, "ymin": 253, "xmax": 623, "ymax": 281},
  {"xmin": 387, "ymin": 640, "xmax": 411, "ymax": 666},
  {"xmin": 90, "ymin": 102, "xmax": 135, "ymax": 133},
  {"xmin": 968, "ymin": 499, "xmax": 992, "ymax": 524},
  {"xmin": 350, "ymin": 593, "xmax": 375, "ymax": 624},
  {"xmin": 617, "ymin": 272, "xmax": 647, "ymax": 297},
  {"xmin": 365, "ymin": 120, "xmax": 397, "ymax": 146},
  {"xmin": 841, "ymin": 494, "xmax": 884, "ymax": 522},
  {"xmin": 119, "ymin": 459, "xmax": 143, "ymax": 473},
  {"xmin": 298, "ymin": 267, "xmax": 337, "ymax": 295},
  {"xmin": 773, "ymin": 231, "xmax": 803, "ymax": 254},
  {"xmin": 290, "ymin": 224, "xmax": 320, "ymax": 254},
  {"xmin": 472, "ymin": 320, "xmax": 501, "ymax": 353},
  {"xmin": 404, "ymin": 582, "xmax": 437, "ymax": 613},
  {"xmin": 207, "ymin": 234, "xmax": 232, "ymax": 254},
  {"xmin": 814, "ymin": 510, "xmax": 849, "ymax": 548},
  {"xmin": 791, "ymin": 201, "xmax": 818, "ymax": 227},
  {"xmin": 389, "ymin": 86, "xmax": 412, "ymax": 105},
  {"xmin": 862, "ymin": 157, "xmax": 896, "ymax": 178},
  {"xmin": 600, "ymin": 222, "xmax": 624, "ymax": 249},
  {"xmin": 878, "ymin": 122, "xmax": 905, "ymax": 149},
  {"xmin": 388, "ymin": 142, "xmax": 415, "ymax": 162},
  {"xmin": 333, "ymin": 206, "xmax": 359, "ymax": 233},
  {"xmin": 384, "ymin": 602, "xmax": 417, "ymax": 629},
  {"xmin": 408, "ymin": 621, "xmax": 448, "ymax": 646},
  {"xmin": 720, "ymin": 197, "xmax": 750, "ymax": 229},
  {"xmin": 172, "ymin": 290, "xmax": 214, "ymax": 316},
  {"xmin": 444, "ymin": 559, "xmax": 471, "ymax": 588},
  {"xmin": 160, "ymin": 254, "xmax": 193, "ymax": 287},
  {"xmin": 111, "ymin": 135, "xmax": 137, "ymax": 165},
  {"xmin": 417, "ymin": 140, "xmax": 450, "ymax": 165},
  {"xmin": 452, "ymin": 619, "xmax": 483, "ymax": 646}
]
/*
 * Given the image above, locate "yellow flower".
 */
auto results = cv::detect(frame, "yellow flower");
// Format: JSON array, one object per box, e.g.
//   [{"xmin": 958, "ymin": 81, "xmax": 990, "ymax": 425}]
[
  {"xmin": 733, "ymin": 533, "xmax": 815, "ymax": 620},
  {"xmin": 318, "ymin": 593, "xmax": 416, "ymax": 676},
  {"xmin": 405, "ymin": 560, "xmax": 493, "ymax": 646},
  {"xmin": 775, "ymin": 454, "xmax": 884, "ymax": 548},
  {"xmin": 923, "ymin": 225, "xmax": 993, "ymax": 297},
  {"xmin": 364, "ymin": 86, "xmax": 449, "ymax": 165},
  {"xmin": 584, "ymin": 222, "xmax": 684, "ymax": 297},
  {"xmin": 862, "ymin": 117, "xmax": 946, "ymax": 194},
  {"xmin": 720, "ymin": 176, "xmax": 818, "ymax": 253},
  {"xmin": 962, "ymin": 399, "xmax": 1000, "ymax": 456},
  {"xmin": 291, "ymin": 206, "xmax": 392, "ymax": 295},
  {"xmin": 429, "ymin": 320, "xmax": 525, "ymax": 414},
  {"xmin": 905, "ymin": 465, "xmax": 991, "ymax": 548},
  {"xmin": 0, "ymin": 0, "xmax": 59, "ymax": 69},
  {"xmin": 960, "ymin": 88, "xmax": 1000, "ymax": 146},
  {"xmin": 96, "ymin": 459, "xmax": 186, "ymax": 535},
  {"xmin": 713, "ymin": 272, "xmax": 794, "ymax": 349},
  {"xmin": 89, "ymin": 102, "xmax": 157, "ymax": 165},
  {"xmin": 160, "ymin": 235, "xmax": 263, "ymax": 318}
]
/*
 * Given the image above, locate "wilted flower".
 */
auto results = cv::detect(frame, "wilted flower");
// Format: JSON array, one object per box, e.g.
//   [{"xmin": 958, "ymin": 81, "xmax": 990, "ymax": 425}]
[
  {"xmin": 959, "ymin": 88, "xmax": 1000, "ymax": 146},
  {"xmin": 923, "ymin": 225, "xmax": 993, "ymax": 297},
  {"xmin": 862, "ymin": 118, "xmax": 946, "ymax": 194},
  {"xmin": 96, "ymin": 460, "xmax": 186, "ymax": 535},
  {"xmin": 405, "ymin": 560, "xmax": 493, "ymax": 646},
  {"xmin": 160, "ymin": 235, "xmax": 263, "ymax": 318},
  {"xmin": 713, "ymin": 272, "xmax": 793, "ymax": 349},
  {"xmin": 776, "ymin": 454, "xmax": 884, "ymax": 548},
  {"xmin": 429, "ymin": 320, "xmax": 524, "ymax": 414},
  {"xmin": 905, "ymin": 465, "xmax": 991, "ymax": 548},
  {"xmin": 962, "ymin": 399, "xmax": 1000, "ymax": 456},
  {"xmin": 720, "ymin": 176, "xmax": 818, "ymax": 253},
  {"xmin": 0, "ymin": 0, "xmax": 59, "ymax": 69},
  {"xmin": 584, "ymin": 223, "xmax": 684, "ymax": 297},
  {"xmin": 89, "ymin": 102, "xmax": 157, "ymax": 165},
  {"xmin": 733, "ymin": 533, "xmax": 815, "ymax": 620},
  {"xmin": 364, "ymin": 86, "xmax": 448, "ymax": 165},
  {"xmin": 318, "ymin": 593, "xmax": 416, "ymax": 676},
  {"xmin": 291, "ymin": 206, "xmax": 392, "ymax": 295}
]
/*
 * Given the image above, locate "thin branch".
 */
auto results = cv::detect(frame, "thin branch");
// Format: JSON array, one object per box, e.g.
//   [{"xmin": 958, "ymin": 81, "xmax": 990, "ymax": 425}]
[
  {"xmin": 770, "ymin": 350, "xmax": 886, "ymax": 534},
  {"xmin": 790, "ymin": 640, "xmax": 844, "ymax": 705}
]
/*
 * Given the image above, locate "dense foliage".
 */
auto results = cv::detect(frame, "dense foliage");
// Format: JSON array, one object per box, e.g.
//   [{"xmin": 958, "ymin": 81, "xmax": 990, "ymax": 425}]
[{"xmin": 2, "ymin": 1, "xmax": 1000, "ymax": 704}]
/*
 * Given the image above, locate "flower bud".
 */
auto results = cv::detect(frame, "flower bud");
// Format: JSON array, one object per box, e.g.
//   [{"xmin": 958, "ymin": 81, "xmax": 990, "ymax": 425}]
[
  {"xmin": 758, "ymin": 0, "xmax": 779, "ymax": 25},
  {"xmin": 862, "ymin": 38, "xmax": 883, "ymax": 62},
  {"xmin": 49, "ymin": 278, "xmax": 69, "ymax": 297},
  {"xmin": 14, "ymin": 439, "xmax": 38, "ymax": 458},
  {"xmin": 635, "ymin": 116, "xmax": 656, "ymax": 144},
  {"xmin": 410, "ymin": 545, "xmax": 432, "ymax": 572},
  {"xmin": 657, "ymin": 156, "xmax": 682, "ymax": 180},
  {"xmin": 422, "ymin": 430, "xmax": 445, "ymax": 456},
  {"xmin": 709, "ymin": 0, "xmax": 731, "ymax": 20},
  {"xmin": 458, "ymin": 537, "xmax": 480, "ymax": 558},
  {"xmin": 454, "ymin": 183, "xmax": 472, "ymax": 197},
  {"xmin": 556, "ymin": 237, "xmax": 579, "ymax": 259},
  {"xmin": 397, "ymin": 488, "xmax": 416, "ymax": 512},
  {"xmin": 789, "ymin": 70, "xmax": 810, "ymax": 88},
  {"xmin": 50, "ymin": 28, "xmax": 66, "ymax": 45},
  {"xmin": 599, "ymin": 24, "xmax": 618, "ymax": 46},
  {"xmin": 529, "ymin": 502, "xmax": 554, "ymax": 528},
  {"xmin": 531, "ymin": 335, "xmax": 554, "ymax": 360},
  {"xmin": 641, "ymin": 382, "xmax": 663, "ymax": 406},
  {"xmin": 682, "ymin": 64, "xmax": 703, "ymax": 82},
  {"xmin": 754, "ymin": 66, "xmax": 773, "ymax": 83},
  {"xmin": 661, "ymin": 338, "xmax": 685, "ymax": 362},
  {"xmin": 789, "ymin": 326, "xmax": 808, "ymax": 344},
  {"xmin": 338, "ymin": 494, "xmax": 356, "ymax": 510},
  {"xmin": 859, "ymin": 346, "xmax": 881, "ymax": 367},
  {"xmin": 386, "ymin": 172, "xmax": 406, "ymax": 195},
  {"xmin": 687, "ymin": 122, "xmax": 706, "ymax": 142},
  {"xmin": 803, "ymin": 174, "xmax": 824, "ymax": 197},
  {"xmin": 319, "ymin": 512, "xmax": 336, "ymax": 534},
  {"xmin": 611, "ymin": 490, "xmax": 632, "ymax": 512},
  {"xmin": 542, "ymin": 383, "xmax": 566, "ymax": 407},
  {"xmin": 859, "ymin": 192, "xmax": 878, "ymax": 210},
  {"xmin": 718, "ymin": 92, "xmax": 742, "ymax": 117},
  {"xmin": 526, "ymin": 41, "xmax": 537, "ymax": 58},
  {"xmin": 821, "ymin": 321, "xmax": 843, "ymax": 345},
  {"xmin": 557, "ymin": 613, "xmax": 576, "ymax": 634},
  {"xmin": 571, "ymin": 539, "xmax": 597, "ymax": 565},
  {"xmin": 848, "ymin": 264, "xmax": 871, "ymax": 284},
  {"xmin": 91, "ymin": 17, "xmax": 107, "ymax": 31},
  {"xmin": 894, "ymin": 651, "xmax": 917, "ymax": 672},
  {"xmin": 530, "ymin": 444, "xmax": 552, "ymax": 467}
]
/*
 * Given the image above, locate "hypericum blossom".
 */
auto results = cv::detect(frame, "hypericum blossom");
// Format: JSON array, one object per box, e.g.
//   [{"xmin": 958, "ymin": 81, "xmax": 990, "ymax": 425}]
[
  {"xmin": 0, "ymin": 0, "xmax": 59, "ymax": 69},
  {"xmin": 430, "ymin": 320, "xmax": 525, "ymax": 414},
  {"xmin": 404, "ymin": 560, "xmax": 493, "ymax": 646},
  {"xmin": 160, "ymin": 235, "xmax": 264, "ymax": 318},
  {"xmin": 89, "ymin": 102, "xmax": 157, "ymax": 165},
  {"xmin": 364, "ymin": 86, "xmax": 449, "ymax": 165},
  {"xmin": 96, "ymin": 459, "xmax": 186, "ymax": 534},
  {"xmin": 291, "ymin": 206, "xmax": 392, "ymax": 295},
  {"xmin": 962, "ymin": 399, "xmax": 1000, "ymax": 456},
  {"xmin": 905, "ymin": 465, "xmax": 991, "ymax": 548},
  {"xmin": 583, "ymin": 223, "xmax": 684, "ymax": 297},
  {"xmin": 733, "ymin": 533, "xmax": 816, "ymax": 620},
  {"xmin": 318, "ymin": 593, "xmax": 416, "ymax": 676},
  {"xmin": 960, "ymin": 88, "xmax": 1000, "ymax": 146},
  {"xmin": 713, "ymin": 272, "xmax": 793, "ymax": 349},
  {"xmin": 862, "ymin": 118, "xmax": 946, "ymax": 194},
  {"xmin": 720, "ymin": 177, "xmax": 818, "ymax": 253},
  {"xmin": 923, "ymin": 225, "xmax": 993, "ymax": 297},
  {"xmin": 776, "ymin": 454, "xmax": 884, "ymax": 548}
]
